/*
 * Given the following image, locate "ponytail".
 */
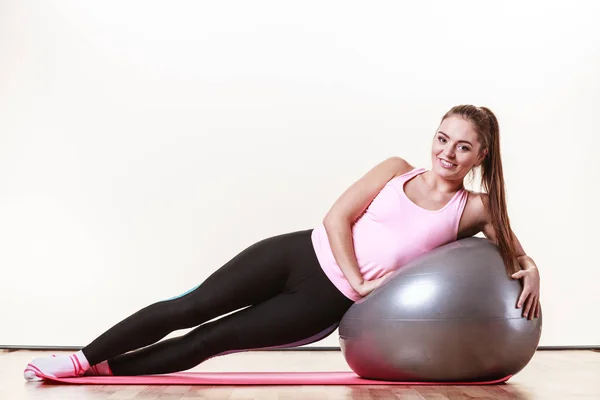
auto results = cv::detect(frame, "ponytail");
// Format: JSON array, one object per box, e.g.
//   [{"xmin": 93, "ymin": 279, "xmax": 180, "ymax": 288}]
[
  {"xmin": 479, "ymin": 107, "xmax": 519, "ymax": 275},
  {"xmin": 442, "ymin": 105, "xmax": 519, "ymax": 276}
]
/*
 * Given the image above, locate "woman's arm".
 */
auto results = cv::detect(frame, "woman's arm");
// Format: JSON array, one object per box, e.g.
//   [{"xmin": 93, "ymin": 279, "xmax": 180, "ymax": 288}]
[
  {"xmin": 482, "ymin": 216, "xmax": 537, "ymax": 270},
  {"xmin": 323, "ymin": 157, "xmax": 412, "ymax": 297},
  {"xmin": 479, "ymin": 194, "xmax": 541, "ymax": 319}
]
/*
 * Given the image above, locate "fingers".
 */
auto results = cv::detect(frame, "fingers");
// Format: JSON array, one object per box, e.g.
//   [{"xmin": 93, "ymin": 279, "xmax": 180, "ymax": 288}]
[
  {"xmin": 517, "ymin": 290, "xmax": 528, "ymax": 309},
  {"xmin": 516, "ymin": 289, "xmax": 531, "ymax": 317},
  {"xmin": 512, "ymin": 270, "xmax": 525, "ymax": 279},
  {"xmin": 530, "ymin": 297, "xmax": 537, "ymax": 319},
  {"xmin": 521, "ymin": 294, "xmax": 542, "ymax": 320},
  {"xmin": 514, "ymin": 273, "xmax": 541, "ymax": 320},
  {"xmin": 522, "ymin": 294, "xmax": 535, "ymax": 319},
  {"xmin": 378, "ymin": 271, "xmax": 394, "ymax": 284}
]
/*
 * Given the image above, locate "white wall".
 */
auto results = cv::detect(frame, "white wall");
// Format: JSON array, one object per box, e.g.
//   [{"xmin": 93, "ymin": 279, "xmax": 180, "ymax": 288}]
[{"xmin": 1, "ymin": 0, "xmax": 598, "ymax": 348}]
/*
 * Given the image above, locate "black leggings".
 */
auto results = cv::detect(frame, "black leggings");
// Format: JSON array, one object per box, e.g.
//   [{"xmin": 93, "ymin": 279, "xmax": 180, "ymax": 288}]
[{"xmin": 81, "ymin": 229, "xmax": 354, "ymax": 376}]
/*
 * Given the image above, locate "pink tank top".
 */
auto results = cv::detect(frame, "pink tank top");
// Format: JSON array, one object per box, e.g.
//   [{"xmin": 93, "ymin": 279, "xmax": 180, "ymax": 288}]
[{"xmin": 311, "ymin": 167, "xmax": 469, "ymax": 301}]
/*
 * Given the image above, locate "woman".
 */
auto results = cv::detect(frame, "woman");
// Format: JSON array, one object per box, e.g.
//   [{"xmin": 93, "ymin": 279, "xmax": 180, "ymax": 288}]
[{"xmin": 24, "ymin": 104, "xmax": 541, "ymax": 380}]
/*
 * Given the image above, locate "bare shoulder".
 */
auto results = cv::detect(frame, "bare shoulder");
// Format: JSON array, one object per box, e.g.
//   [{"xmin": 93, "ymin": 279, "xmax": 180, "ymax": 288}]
[
  {"xmin": 458, "ymin": 191, "xmax": 491, "ymax": 238},
  {"xmin": 387, "ymin": 156, "xmax": 414, "ymax": 178},
  {"xmin": 323, "ymin": 156, "xmax": 414, "ymax": 224}
]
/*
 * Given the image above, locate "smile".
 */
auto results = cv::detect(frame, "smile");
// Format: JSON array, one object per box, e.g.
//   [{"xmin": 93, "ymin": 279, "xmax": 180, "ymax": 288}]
[{"xmin": 438, "ymin": 158, "xmax": 456, "ymax": 169}]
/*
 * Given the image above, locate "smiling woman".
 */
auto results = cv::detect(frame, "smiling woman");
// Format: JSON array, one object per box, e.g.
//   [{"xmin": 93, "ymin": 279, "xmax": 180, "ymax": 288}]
[
  {"xmin": 23, "ymin": 104, "xmax": 541, "ymax": 381},
  {"xmin": 322, "ymin": 104, "xmax": 539, "ymax": 318}
]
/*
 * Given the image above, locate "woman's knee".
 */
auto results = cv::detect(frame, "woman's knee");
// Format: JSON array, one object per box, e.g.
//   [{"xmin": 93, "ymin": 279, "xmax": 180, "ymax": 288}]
[{"xmin": 164, "ymin": 298, "xmax": 213, "ymax": 328}]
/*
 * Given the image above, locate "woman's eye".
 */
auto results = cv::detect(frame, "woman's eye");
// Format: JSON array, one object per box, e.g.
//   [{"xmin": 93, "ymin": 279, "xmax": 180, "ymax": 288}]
[
  {"xmin": 438, "ymin": 136, "xmax": 446, "ymax": 143},
  {"xmin": 459, "ymin": 146, "xmax": 470, "ymax": 151}
]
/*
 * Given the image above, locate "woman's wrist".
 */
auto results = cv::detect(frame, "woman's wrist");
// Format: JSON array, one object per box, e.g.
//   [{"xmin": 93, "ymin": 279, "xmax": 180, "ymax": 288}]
[
  {"xmin": 351, "ymin": 279, "xmax": 365, "ymax": 292},
  {"xmin": 517, "ymin": 255, "xmax": 538, "ymax": 271}
]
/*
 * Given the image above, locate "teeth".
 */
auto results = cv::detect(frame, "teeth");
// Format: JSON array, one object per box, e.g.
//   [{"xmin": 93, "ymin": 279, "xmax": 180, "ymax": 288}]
[{"xmin": 440, "ymin": 159, "xmax": 454, "ymax": 167}]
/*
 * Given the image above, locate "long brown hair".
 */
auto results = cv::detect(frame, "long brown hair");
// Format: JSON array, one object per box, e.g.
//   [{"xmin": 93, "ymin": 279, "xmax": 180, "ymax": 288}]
[{"xmin": 442, "ymin": 105, "xmax": 519, "ymax": 275}]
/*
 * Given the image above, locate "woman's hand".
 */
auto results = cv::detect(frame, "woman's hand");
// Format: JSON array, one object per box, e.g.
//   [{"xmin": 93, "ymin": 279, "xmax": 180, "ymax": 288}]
[
  {"xmin": 511, "ymin": 266, "xmax": 541, "ymax": 320},
  {"xmin": 354, "ymin": 271, "xmax": 395, "ymax": 297}
]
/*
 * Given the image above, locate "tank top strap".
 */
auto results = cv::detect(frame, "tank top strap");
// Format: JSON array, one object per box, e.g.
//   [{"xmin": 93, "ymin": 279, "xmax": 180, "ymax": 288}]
[
  {"xmin": 446, "ymin": 187, "xmax": 469, "ymax": 222},
  {"xmin": 398, "ymin": 167, "xmax": 427, "ymax": 181},
  {"xmin": 455, "ymin": 188, "xmax": 469, "ymax": 211}
]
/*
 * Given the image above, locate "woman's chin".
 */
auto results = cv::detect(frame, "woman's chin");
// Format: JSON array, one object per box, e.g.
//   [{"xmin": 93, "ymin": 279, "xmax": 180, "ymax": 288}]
[
  {"xmin": 433, "ymin": 163, "xmax": 454, "ymax": 175},
  {"xmin": 433, "ymin": 164, "xmax": 461, "ymax": 179}
]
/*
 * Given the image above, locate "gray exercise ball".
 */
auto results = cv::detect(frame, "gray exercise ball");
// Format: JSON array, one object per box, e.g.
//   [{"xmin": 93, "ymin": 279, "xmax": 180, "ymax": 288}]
[{"xmin": 339, "ymin": 237, "xmax": 542, "ymax": 382}]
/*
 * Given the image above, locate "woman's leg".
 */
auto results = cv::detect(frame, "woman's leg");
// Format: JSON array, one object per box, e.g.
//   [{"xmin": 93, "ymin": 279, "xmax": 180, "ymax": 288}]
[
  {"xmin": 82, "ymin": 230, "xmax": 313, "ymax": 365},
  {"xmin": 107, "ymin": 264, "xmax": 353, "ymax": 375},
  {"xmin": 25, "ymin": 230, "xmax": 316, "ymax": 379}
]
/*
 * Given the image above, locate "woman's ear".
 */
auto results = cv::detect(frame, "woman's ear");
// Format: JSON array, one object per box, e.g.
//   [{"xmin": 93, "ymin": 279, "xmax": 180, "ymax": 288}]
[{"xmin": 476, "ymin": 148, "xmax": 488, "ymax": 167}]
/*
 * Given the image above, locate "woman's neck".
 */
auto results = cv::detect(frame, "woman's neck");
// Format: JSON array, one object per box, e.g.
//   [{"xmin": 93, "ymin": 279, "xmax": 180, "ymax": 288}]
[{"xmin": 421, "ymin": 170, "xmax": 464, "ymax": 195}]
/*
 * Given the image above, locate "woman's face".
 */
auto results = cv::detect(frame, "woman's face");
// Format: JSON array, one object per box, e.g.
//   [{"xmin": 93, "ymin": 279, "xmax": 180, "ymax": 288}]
[{"xmin": 431, "ymin": 116, "xmax": 487, "ymax": 180}]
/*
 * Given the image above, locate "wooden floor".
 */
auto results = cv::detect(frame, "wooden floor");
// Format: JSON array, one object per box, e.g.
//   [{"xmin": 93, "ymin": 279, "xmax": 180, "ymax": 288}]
[{"xmin": 1, "ymin": 349, "xmax": 598, "ymax": 399}]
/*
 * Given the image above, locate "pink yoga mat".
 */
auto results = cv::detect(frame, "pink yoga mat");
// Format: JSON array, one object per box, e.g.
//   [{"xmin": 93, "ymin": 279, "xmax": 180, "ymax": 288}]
[{"xmin": 37, "ymin": 371, "xmax": 512, "ymax": 386}]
